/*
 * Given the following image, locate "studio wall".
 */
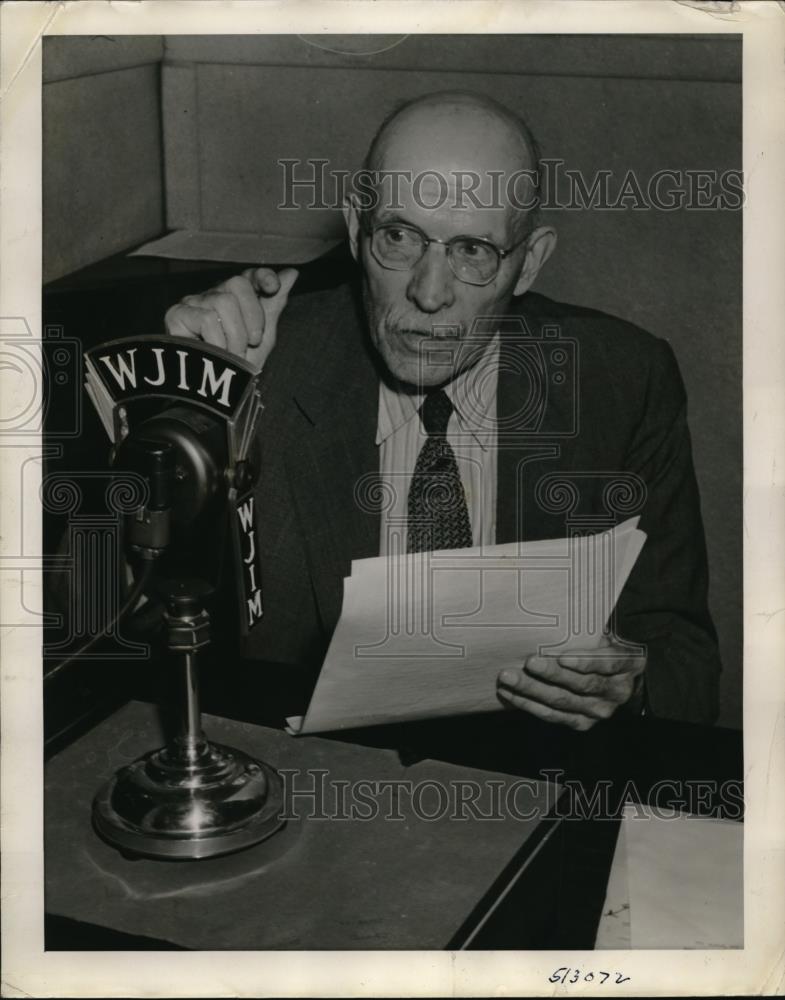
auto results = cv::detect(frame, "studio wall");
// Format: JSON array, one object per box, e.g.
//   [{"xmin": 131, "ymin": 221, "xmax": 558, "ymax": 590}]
[{"xmin": 43, "ymin": 36, "xmax": 165, "ymax": 283}]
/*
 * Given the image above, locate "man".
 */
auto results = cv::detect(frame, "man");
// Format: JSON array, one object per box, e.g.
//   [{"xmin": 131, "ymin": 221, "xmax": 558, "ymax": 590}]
[{"xmin": 165, "ymin": 91, "xmax": 721, "ymax": 728}]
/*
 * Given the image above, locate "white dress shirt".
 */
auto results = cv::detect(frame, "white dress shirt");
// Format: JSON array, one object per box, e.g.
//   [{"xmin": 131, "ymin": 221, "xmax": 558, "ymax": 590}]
[{"xmin": 376, "ymin": 336, "xmax": 500, "ymax": 555}]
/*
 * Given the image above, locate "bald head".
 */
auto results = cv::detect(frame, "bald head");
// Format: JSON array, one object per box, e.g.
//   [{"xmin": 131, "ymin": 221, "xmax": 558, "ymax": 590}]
[
  {"xmin": 361, "ymin": 91, "xmax": 542, "ymax": 231},
  {"xmin": 366, "ymin": 92, "xmax": 539, "ymax": 173}
]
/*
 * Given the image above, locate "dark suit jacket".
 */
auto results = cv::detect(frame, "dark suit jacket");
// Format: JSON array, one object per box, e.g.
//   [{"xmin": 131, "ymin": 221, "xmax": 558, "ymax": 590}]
[{"xmin": 244, "ymin": 278, "xmax": 721, "ymax": 725}]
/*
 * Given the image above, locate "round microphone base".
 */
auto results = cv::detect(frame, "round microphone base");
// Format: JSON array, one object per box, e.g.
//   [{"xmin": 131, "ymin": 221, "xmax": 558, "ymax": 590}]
[{"xmin": 92, "ymin": 739, "xmax": 286, "ymax": 861}]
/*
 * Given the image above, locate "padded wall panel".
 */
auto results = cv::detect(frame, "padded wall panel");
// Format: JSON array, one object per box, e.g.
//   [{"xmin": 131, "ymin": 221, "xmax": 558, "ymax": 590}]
[{"xmin": 43, "ymin": 63, "xmax": 165, "ymax": 282}]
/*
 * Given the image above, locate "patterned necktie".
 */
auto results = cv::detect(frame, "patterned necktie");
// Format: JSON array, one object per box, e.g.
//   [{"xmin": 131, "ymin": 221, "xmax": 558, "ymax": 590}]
[{"xmin": 407, "ymin": 389, "xmax": 474, "ymax": 553}]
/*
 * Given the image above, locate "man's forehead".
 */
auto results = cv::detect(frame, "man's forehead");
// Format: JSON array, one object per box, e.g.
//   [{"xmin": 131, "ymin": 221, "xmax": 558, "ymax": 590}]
[
  {"xmin": 376, "ymin": 134, "xmax": 528, "ymax": 179},
  {"xmin": 368, "ymin": 153, "xmax": 534, "ymax": 229},
  {"xmin": 373, "ymin": 100, "xmax": 532, "ymax": 173}
]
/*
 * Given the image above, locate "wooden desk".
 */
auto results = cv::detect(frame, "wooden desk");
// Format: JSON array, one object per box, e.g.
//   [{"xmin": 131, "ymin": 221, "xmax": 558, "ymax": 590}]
[{"xmin": 45, "ymin": 701, "xmax": 563, "ymax": 950}]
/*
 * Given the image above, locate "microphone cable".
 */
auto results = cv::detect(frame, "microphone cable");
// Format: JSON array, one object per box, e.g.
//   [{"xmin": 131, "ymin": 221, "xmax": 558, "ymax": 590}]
[{"xmin": 43, "ymin": 559, "xmax": 156, "ymax": 685}]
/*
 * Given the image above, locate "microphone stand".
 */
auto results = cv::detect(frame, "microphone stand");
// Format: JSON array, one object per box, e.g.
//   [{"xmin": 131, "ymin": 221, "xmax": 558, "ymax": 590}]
[
  {"xmin": 91, "ymin": 438, "xmax": 286, "ymax": 861},
  {"xmin": 92, "ymin": 578, "xmax": 286, "ymax": 860}
]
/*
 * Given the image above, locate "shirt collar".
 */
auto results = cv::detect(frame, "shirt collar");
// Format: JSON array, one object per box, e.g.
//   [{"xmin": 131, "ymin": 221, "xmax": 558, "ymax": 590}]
[{"xmin": 376, "ymin": 334, "xmax": 500, "ymax": 449}]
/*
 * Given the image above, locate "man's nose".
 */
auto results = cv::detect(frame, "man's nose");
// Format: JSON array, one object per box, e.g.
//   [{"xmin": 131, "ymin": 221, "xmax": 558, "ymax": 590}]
[{"xmin": 406, "ymin": 244, "xmax": 456, "ymax": 314}]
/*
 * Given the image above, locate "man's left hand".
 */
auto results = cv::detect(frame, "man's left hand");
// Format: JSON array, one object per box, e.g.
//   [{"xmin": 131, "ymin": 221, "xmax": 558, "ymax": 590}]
[{"xmin": 496, "ymin": 636, "xmax": 646, "ymax": 731}]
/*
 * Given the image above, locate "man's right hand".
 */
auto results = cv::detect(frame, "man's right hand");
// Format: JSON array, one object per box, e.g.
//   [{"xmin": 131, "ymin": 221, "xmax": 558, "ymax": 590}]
[{"xmin": 164, "ymin": 266, "xmax": 299, "ymax": 371}]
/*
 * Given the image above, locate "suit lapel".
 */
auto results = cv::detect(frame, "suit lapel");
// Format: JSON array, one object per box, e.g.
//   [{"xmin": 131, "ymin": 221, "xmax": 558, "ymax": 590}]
[
  {"xmin": 495, "ymin": 297, "xmax": 580, "ymax": 543},
  {"xmin": 283, "ymin": 289, "xmax": 381, "ymax": 633}
]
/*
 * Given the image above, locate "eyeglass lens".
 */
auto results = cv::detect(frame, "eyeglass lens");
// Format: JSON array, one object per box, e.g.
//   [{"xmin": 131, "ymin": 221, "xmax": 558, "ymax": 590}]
[{"xmin": 372, "ymin": 226, "xmax": 500, "ymax": 284}]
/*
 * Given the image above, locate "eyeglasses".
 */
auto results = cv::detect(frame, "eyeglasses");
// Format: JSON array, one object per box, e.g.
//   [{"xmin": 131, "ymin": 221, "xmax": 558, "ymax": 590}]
[{"xmin": 363, "ymin": 220, "xmax": 529, "ymax": 286}]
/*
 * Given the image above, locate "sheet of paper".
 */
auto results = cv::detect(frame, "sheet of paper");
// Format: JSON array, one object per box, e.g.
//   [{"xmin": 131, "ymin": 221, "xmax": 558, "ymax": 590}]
[
  {"xmin": 291, "ymin": 518, "xmax": 645, "ymax": 734},
  {"xmin": 594, "ymin": 815, "xmax": 632, "ymax": 949},
  {"xmin": 624, "ymin": 804, "xmax": 743, "ymax": 948},
  {"xmin": 130, "ymin": 229, "xmax": 342, "ymax": 264}
]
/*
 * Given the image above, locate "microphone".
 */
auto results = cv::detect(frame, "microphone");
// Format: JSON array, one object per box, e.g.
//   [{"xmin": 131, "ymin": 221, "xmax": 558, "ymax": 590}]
[
  {"xmin": 81, "ymin": 337, "xmax": 285, "ymax": 861},
  {"xmin": 114, "ymin": 406, "xmax": 224, "ymax": 543},
  {"xmin": 84, "ymin": 336, "xmax": 265, "ymax": 635},
  {"xmin": 112, "ymin": 435, "xmax": 176, "ymax": 558}
]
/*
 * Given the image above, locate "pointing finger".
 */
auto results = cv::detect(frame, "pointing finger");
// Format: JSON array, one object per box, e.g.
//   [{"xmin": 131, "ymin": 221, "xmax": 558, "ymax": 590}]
[
  {"xmin": 248, "ymin": 267, "xmax": 299, "ymax": 371},
  {"xmin": 221, "ymin": 275, "xmax": 265, "ymax": 348},
  {"xmin": 264, "ymin": 267, "xmax": 299, "ymax": 316},
  {"xmin": 247, "ymin": 267, "xmax": 281, "ymax": 296}
]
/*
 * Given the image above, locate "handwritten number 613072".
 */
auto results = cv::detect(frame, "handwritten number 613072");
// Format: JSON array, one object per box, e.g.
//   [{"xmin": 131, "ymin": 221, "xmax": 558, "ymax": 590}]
[{"xmin": 549, "ymin": 968, "xmax": 631, "ymax": 985}]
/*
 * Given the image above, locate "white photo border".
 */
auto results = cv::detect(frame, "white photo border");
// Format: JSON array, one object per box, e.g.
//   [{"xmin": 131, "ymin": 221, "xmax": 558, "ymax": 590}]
[{"xmin": 1, "ymin": 1, "xmax": 783, "ymax": 996}]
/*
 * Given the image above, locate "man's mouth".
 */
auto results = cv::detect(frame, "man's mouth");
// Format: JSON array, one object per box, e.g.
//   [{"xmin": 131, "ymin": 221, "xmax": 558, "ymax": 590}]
[{"xmin": 393, "ymin": 326, "xmax": 461, "ymax": 339}]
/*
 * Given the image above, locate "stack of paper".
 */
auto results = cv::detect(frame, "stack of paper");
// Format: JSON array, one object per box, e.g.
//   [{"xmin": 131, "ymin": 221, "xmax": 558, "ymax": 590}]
[
  {"xmin": 289, "ymin": 517, "xmax": 646, "ymax": 734},
  {"xmin": 596, "ymin": 803, "xmax": 743, "ymax": 949}
]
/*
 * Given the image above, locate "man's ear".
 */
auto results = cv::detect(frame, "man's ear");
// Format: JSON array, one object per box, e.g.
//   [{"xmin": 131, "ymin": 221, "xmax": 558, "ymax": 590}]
[
  {"xmin": 343, "ymin": 195, "xmax": 362, "ymax": 262},
  {"xmin": 512, "ymin": 225, "xmax": 557, "ymax": 297}
]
